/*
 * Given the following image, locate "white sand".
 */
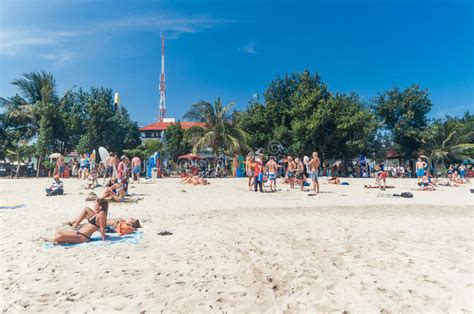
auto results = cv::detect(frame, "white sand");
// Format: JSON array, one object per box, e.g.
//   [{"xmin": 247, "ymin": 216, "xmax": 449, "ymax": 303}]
[{"xmin": 0, "ymin": 177, "xmax": 472, "ymax": 312}]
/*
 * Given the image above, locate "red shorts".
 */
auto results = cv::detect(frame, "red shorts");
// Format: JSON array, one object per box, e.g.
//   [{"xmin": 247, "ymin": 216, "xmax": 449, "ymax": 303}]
[{"xmin": 379, "ymin": 171, "xmax": 387, "ymax": 179}]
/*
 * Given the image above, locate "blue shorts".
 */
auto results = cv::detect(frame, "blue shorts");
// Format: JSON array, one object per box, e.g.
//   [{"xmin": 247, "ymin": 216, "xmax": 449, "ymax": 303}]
[
  {"xmin": 132, "ymin": 166, "xmax": 141, "ymax": 174},
  {"xmin": 310, "ymin": 171, "xmax": 318, "ymax": 180},
  {"xmin": 416, "ymin": 169, "xmax": 424, "ymax": 177},
  {"xmin": 268, "ymin": 173, "xmax": 276, "ymax": 181}
]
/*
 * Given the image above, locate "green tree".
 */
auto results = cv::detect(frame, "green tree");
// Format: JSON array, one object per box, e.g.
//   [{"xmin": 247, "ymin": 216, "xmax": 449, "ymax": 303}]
[
  {"xmin": 373, "ymin": 84, "xmax": 433, "ymax": 158},
  {"xmin": 75, "ymin": 87, "xmax": 140, "ymax": 154},
  {"xmin": 184, "ymin": 98, "xmax": 250, "ymax": 155},
  {"xmin": 422, "ymin": 113, "xmax": 474, "ymax": 166},
  {"xmin": 163, "ymin": 123, "xmax": 190, "ymax": 161}
]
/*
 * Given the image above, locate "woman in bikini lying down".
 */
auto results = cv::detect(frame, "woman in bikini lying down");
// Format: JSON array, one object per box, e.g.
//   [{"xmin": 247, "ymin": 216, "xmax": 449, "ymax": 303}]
[{"xmin": 44, "ymin": 199, "xmax": 108, "ymax": 244}]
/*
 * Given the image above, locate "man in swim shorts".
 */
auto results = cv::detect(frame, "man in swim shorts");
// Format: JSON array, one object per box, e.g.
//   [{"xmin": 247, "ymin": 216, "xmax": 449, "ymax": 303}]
[
  {"xmin": 266, "ymin": 156, "xmax": 278, "ymax": 191},
  {"xmin": 308, "ymin": 152, "xmax": 320, "ymax": 194},
  {"xmin": 131, "ymin": 155, "xmax": 141, "ymax": 182},
  {"xmin": 416, "ymin": 157, "xmax": 426, "ymax": 183}
]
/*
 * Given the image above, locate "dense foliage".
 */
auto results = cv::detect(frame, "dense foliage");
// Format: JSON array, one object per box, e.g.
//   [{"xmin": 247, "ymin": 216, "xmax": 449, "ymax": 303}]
[{"xmin": 0, "ymin": 71, "xmax": 141, "ymax": 169}]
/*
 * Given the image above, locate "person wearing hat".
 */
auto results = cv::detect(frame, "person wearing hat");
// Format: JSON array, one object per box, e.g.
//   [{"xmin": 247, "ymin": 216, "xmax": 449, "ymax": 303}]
[{"xmin": 46, "ymin": 175, "xmax": 64, "ymax": 196}]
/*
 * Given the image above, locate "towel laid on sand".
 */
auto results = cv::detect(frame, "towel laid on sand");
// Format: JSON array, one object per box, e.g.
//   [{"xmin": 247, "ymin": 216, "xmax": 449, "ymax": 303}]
[
  {"xmin": 43, "ymin": 231, "xmax": 143, "ymax": 249},
  {"xmin": 0, "ymin": 204, "xmax": 26, "ymax": 209}
]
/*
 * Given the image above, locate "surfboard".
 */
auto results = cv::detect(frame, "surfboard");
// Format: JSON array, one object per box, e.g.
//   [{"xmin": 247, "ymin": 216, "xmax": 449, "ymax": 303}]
[{"xmin": 99, "ymin": 147, "xmax": 109, "ymax": 162}]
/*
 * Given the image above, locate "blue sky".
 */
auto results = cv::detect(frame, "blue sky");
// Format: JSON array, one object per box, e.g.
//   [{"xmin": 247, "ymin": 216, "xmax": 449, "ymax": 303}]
[{"xmin": 1, "ymin": 0, "xmax": 473, "ymax": 126}]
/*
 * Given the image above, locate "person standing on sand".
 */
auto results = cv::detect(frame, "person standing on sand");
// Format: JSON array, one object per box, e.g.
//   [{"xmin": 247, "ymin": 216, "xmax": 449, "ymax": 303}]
[
  {"xmin": 309, "ymin": 152, "xmax": 320, "ymax": 195},
  {"xmin": 245, "ymin": 154, "xmax": 255, "ymax": 191},
  {"xmin": 266, "ymin": 156, "xmax": 278, "ymax": 192},
  {"xmin": 416, "ymin": 158, "xmax": 426, "ymax": 183},
  {"xmin": 117, "ymin": 155, "xmax": 130, "ymax": 193},
  {"xmin": 295, "ymin": 158, "xmax": 306, "ymax": 191},
  {"xmin": 131, "ymin": 156, "xmax": 142, "ymax": 182},
  {"xmin": 287, "ymin": 156, "xmax": 296, "ymax": 189},
  {"xmin": 253, "ymin": 157, "xmax": 264, "ymax": 193},
  {"xmin": 112, "ymin": 153, "xmax": 120, "ymax": 178},
  {"xmin": 103, "ymin": 153, "xmax": 113, "ymax": 183}
]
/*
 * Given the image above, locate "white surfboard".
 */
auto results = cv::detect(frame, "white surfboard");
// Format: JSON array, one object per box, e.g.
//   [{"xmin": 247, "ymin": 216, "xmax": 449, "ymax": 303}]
[{"xmin": 99, "ymin": 147, "xmax": 109, "ymax": 162}]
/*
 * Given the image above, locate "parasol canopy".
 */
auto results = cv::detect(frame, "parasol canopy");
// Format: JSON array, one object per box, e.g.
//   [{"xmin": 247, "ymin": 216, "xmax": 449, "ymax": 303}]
[
  {"xmin": 49, "ymin": 153, "xmax": 62, "ymax": 159},
  {"xmin": 178, "ymin": 153, "xmax": 203, "ymax": 160}
]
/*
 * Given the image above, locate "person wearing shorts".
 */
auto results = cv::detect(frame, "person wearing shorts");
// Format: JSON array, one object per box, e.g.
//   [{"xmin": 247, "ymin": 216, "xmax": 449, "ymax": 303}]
[
  {"xmin": 131, "ymin": 156, "xmax": 141, "ymax": 182},
  {"xmin": 308, "ymin": 152, "xmax": 320, "ymax": 195},
  {"xmin": 266, "ymin": 156, "xmax": 278, "ymax": 192},
  {"xmin": 246, "ymin": 154, "xmax": 255, "ymax": 191}
]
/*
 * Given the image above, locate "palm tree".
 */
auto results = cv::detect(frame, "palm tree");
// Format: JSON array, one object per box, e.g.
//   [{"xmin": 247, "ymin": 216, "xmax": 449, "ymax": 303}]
[
  {"xmin": 0, "ymin": 71, "xmax": 59, "ymax": 177},
  {"xmin": 422, "ymin": 119, "xmax": 474, "ymax": 171},
  {"xmin": 183, "ymin": 98, "xmax": 250, "ymax": 156}
]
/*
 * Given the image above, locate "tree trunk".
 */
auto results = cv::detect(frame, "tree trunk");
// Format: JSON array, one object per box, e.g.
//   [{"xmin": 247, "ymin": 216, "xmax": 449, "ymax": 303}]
[
  {"xmin": 36, "ymin": 154, "xmax": 42, "ymax": 178},
  {"xmin": 15, "ymin": 150, "xmax": 21, "ymax": 178}
]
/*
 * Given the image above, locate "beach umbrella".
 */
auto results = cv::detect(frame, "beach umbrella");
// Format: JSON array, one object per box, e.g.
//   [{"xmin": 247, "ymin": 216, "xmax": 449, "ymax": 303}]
[
  {"xmin": 49, "ymin": 153, "xmax": 62, "ymax": 159},
  {"xmin": 178, "ymin": 153, "xmax": 202, "ymax": 160}
]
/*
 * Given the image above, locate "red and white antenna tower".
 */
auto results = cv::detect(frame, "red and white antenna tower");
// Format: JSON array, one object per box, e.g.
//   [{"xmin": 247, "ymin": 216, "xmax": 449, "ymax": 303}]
[{"xmin": 158, "ymin": 29, "xmax": 166, "ymax": 122}]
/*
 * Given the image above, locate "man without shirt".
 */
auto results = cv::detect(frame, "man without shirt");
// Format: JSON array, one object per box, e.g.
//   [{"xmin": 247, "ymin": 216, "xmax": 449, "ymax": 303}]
[
  {"xmin": 266, "ymin": 156, "xmax": 278, "ymax": 192},
  {"xmin": 309, "ymin": 152, "xmax": 320, "ymax": 194}
]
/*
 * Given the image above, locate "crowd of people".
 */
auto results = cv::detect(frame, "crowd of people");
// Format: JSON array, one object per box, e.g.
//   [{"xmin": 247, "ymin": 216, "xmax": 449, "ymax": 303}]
[{"xmin": 245, "ymin": 152, "xmax": 321, "ymax": 195}]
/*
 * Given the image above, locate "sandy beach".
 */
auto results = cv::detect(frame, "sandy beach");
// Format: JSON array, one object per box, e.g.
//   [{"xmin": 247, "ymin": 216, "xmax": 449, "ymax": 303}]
[{"xmin": 0, "ymin": 177, "xmax": 472, "ymax": 312}]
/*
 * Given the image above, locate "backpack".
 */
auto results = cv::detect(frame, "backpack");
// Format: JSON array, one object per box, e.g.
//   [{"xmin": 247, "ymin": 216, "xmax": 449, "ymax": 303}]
[{"xmin": 400, "ymin": 192, "xmax": 413, "ymax": 198}]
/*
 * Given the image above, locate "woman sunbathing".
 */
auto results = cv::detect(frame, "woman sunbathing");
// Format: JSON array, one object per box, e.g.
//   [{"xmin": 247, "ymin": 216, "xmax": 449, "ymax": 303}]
[
  {"xmin": 87, "ymin": 178, "xmax": 125, "ymax": 202},
  {"xmin": 44, "ymin": 199, "xmax": 108, "ymax": 244},
  {"xmin": 181, "ymin": 175, "xmax": 210, "ymax": 185},
  {"xmin": 327, "ymin": 177, "xmax": 341, "ymax": 185}
]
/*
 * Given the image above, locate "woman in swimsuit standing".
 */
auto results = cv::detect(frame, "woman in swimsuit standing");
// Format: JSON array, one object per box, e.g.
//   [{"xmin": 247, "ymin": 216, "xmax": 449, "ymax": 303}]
[{"xmin": 44, "ymin": 199, "xmax": 108, "ymax": 244}]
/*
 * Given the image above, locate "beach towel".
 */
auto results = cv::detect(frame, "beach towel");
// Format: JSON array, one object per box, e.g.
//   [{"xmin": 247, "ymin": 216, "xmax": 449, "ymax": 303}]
[
  {"xmin": 43, "ymin": 231, "xmax": 143, "ymax": 249},
  {"xmin": 364, "ymin": 185, "xmax": 395, "ymax": 189},
  {"xmin": 0, "ymin": 204, "xmax": 26, "ymax": 209}
]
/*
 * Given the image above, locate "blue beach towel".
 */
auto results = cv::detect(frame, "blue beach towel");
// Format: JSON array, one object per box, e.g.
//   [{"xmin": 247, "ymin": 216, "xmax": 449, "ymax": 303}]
[
  {"xmin": 0, "ymin": 204, "xmax": 26, "ymax": 209},
  {"xmin": 43, "ymin": 231, "xmax": 143, "ymax": 249}
]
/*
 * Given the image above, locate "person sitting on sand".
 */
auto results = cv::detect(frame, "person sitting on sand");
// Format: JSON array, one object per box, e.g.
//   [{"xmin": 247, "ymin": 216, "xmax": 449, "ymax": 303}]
[
  {"xmin": 327, "ymin": 177, "xmax": 341, "ymax": 185},
  {"xmin": 85, "ymin": 170, "xmax": 99, "ymax": 190},
  {"xmin": 102, "ymin": 178, "xmax": 126, "ymax": 202},
  {"xmin": 46, "ymin": 175, "xmax": 64, "ymax": 196},
  {"xmin": 44, "ymin": 199, "xmax": 108, "ymax": 244}
]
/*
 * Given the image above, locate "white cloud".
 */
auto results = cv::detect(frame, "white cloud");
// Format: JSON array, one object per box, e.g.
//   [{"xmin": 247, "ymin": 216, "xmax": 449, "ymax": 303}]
[
  {"xmin": 0, "ymin": 14, "xmax": 234, "ymax": 64},
  {"xmin": 240, "ymin": 42, "xmax": 256, "ymax": 55}
]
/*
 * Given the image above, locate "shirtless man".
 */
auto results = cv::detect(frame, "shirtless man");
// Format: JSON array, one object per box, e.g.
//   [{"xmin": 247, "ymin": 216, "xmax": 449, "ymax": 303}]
[
  {"xmin": 131, "ymin": 156, "xmax": 141, "ymax": 183},
  {"xmin": 245, "ymin": 154, "xmax": 255, "ymax": 191},
  {"xmin": 266, "ymin": 156, "xmax": 278, "ymax": 192},
  {"xmin": 415, "ymin": 157, "xmax": 426, "ymax": 183},
  {"xmin": 287, "ymin": 156, "xmax": 296, "ymax": 189},
  {"xmin": 103, "ymin": 153, "xmax": 114, "ymax": 184},
  {"xmin": 308, "ymin": 152, "xmax": 320, "ymax": 195}
]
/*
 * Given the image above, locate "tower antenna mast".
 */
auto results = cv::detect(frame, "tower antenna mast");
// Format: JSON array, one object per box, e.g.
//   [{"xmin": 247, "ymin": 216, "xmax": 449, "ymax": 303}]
[{"xmin": 158, "ymin": 28, "xmax": 166, "ymax": 122}]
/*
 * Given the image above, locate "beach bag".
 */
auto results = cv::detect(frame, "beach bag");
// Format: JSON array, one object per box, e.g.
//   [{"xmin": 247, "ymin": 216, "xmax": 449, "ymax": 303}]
[
  {"xmin": 400, "ymin": 192, "xmax": 413, "ymax": 198},
  {"xmin": 257, "ymin": 172, "xmax": 264, "ymax": 182},
  {"xmin": 115, "ymin": 221, "xmax": 135, "ymax": 236}
]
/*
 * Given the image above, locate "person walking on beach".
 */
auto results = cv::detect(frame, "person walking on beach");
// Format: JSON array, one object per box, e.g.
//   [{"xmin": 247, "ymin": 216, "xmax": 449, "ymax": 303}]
[
  {"xmin": 266, "ymin": 156, "xmax": 278, "ymax": 192},
  {"xmin": 416, "ymin": 158, "xmax": 426, "ymax": 183},
  {"xmin": 309, "ymin": 152, "xmax": 320, "ymax": 195},
  {"xmin": 131, "ymin": 155, "xmax": 142, "ymax": 182}
]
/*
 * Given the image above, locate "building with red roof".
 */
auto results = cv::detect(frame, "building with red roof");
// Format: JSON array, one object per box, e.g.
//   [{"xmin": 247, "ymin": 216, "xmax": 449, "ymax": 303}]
[{"xmin": 139, "ymin": 120, "xmax": 206, "ymax": 141}]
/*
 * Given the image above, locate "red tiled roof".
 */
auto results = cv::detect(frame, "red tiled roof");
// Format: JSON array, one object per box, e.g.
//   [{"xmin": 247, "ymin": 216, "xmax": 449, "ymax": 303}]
[{"xmin": 139, "ymin": 122, "xmax": 206, "ymax": 132}]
